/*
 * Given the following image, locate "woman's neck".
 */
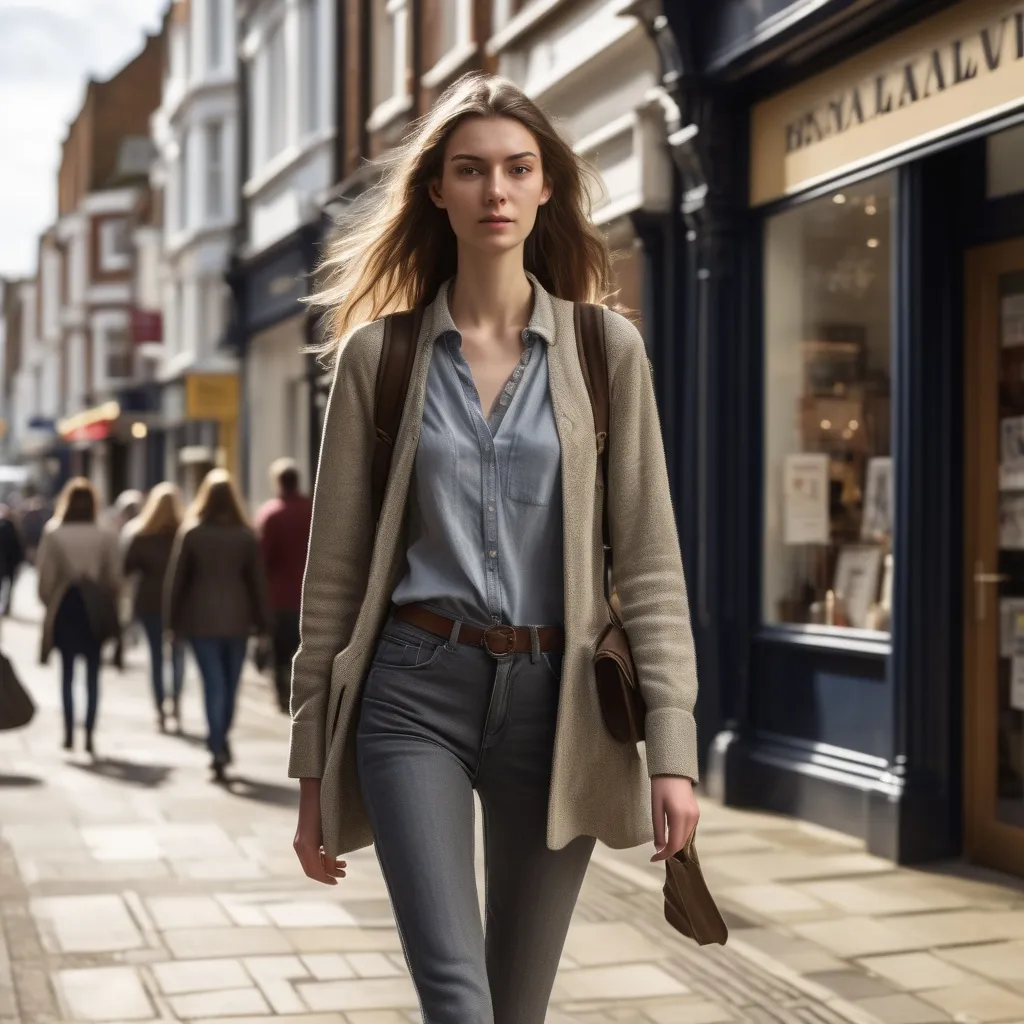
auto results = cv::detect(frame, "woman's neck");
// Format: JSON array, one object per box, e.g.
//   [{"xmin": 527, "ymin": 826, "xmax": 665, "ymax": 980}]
[{"xmin": 448, "ymin": 252, "xmax": 533, "ymax": 339}]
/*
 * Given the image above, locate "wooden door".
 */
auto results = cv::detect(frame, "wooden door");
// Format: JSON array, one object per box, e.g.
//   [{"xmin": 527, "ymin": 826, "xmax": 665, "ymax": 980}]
[{"xmin": 964, "ymin": 238, "xmax": 1024, "ymax": 877}]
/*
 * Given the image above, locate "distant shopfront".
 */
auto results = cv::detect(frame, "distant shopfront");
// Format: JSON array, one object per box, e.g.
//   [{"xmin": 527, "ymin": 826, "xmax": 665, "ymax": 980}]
[
  {"xmin": 662, "ymin": 0, "xmax": 1024, "ymax": 874},
  {"xmin": 228, "ymin": 223, "xmax": 327, "ymax": 510}
]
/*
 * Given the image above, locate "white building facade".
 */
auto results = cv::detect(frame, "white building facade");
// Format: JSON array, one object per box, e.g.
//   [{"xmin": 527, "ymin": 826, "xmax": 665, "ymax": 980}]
[
  {"xmin": 490, "ymin": 0, "xmax": 673, "ymax": 328},
  {"xmin": 236, "ymin": 0, "xmax": 334, "ymax": 510},
  {"xmin": 151, "ymin": 0, "xmax": 241, "ymax": 498}
]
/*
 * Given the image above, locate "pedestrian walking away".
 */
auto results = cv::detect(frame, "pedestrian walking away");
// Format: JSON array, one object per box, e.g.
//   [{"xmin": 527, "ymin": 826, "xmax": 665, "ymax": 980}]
[
  {"xmin": 35, "ymin": 478, "xmax": 122, "ymax": 757},
  {"xmin": 166, "ymin": 469, "xmax": 272, "ymax": 781},
  {"xmin": 124, "ymin": 483, "xmax": 187, "ymax": 733},
  {"xmin": 0, "ymin": 502, "xmax": 26, "ymax": 617},
  {"xmin": 17, "ymin": 483, "xmax": 53, "ymax": 566},
  {"xmin": 255, "ymin": 458, "xmax": 313, "ymax": 713},
  {"xmin": 289, "ymin": 72, "xmax": 702, "ymax": 1023}
]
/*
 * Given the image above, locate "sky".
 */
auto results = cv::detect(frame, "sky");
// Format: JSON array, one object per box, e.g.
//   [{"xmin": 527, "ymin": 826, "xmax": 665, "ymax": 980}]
[{"xmin": 0, "ymin": 0, "xmax": 169, "ymax": 278}]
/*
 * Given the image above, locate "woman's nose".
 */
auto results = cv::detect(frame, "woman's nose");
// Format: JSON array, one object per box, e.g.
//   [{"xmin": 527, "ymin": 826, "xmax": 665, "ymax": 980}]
[{"xmin": 485, "ymin": 173, "xmax": 506, "ymax": 203}]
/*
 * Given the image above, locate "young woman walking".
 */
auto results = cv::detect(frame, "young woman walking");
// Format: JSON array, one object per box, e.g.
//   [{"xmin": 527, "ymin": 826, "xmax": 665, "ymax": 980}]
[
  {"xmin": 36, "ymin": 478, "xmax": 121, "ymax": 755},
  {"xmin": 166, "ymin": 470, "xmax": 271, "ymax": 781},
  {"xmin": 124, "ymin": 483, "xmax": 186, "ymax": 733},
  {"xmin": 290, "ymin": 73, "xmax": 701, "ymax": 1022}
]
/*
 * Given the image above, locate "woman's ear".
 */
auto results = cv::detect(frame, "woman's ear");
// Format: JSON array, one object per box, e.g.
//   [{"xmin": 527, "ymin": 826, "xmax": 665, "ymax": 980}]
[
  {"xmin": 539, "ymin": 180, "xmax": 553, "ymax": 206},
  {"xmin": 429, "ymin": 179, "xmax": 446, "ymax": 209}
]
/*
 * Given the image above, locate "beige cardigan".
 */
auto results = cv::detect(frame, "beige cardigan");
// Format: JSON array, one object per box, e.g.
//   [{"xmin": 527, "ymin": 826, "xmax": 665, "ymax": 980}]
[{"xmin": 289, "ymin": 274, "xmax": 700, "ymax": 858}]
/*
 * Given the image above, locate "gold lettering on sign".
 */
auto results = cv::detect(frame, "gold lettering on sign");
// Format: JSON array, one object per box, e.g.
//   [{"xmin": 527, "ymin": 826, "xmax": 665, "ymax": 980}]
[
  {"xmin": 784, "ymin": 9, "xmax": 1024, "ymax": 155},
  {"xmin": 752, "ymin": 1, "xmax": 1024, "ymax": 204}
]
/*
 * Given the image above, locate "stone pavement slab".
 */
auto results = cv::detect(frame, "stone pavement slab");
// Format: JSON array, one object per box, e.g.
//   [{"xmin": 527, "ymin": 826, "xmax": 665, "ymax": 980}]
[{"xmin": 2, "ymin": 574, "xmax": 1024, "ymax": 1024}]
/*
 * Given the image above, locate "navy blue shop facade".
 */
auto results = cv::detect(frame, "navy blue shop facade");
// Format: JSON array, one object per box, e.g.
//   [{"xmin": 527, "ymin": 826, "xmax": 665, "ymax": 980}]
[{"xmin": 646, "ymin": 0, "xmax": 1024, "ymax": 876}]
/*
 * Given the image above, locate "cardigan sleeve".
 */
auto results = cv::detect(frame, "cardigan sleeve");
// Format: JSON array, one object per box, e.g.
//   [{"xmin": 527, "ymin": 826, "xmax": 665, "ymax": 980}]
[
  {"xmin": 287, "ymin": 320, "xmax": 383, "ymax": 779},
  {"xmin": 603, "ymin": 307, "xmax": 700, "ymax": 782}
]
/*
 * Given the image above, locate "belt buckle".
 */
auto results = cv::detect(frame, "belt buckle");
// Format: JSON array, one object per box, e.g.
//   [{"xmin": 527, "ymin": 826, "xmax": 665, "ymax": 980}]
[{"xmin": 482, "ymin": 624, "xmax": 516, "ymax": 659}]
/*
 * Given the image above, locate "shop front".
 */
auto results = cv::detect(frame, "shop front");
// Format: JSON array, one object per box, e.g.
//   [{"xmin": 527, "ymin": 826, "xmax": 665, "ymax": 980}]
[
  {"xmin": 228, "ymin": 223, "xmax": 324, "ymax": 509},
  {"xmin": 663, "ymin": 0, "xmax": 1024, "ymax": 872}
]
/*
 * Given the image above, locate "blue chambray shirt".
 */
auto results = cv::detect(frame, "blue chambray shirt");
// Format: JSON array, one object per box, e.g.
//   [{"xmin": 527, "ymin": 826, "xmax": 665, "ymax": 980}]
[{"xmin": 390, "ymin": 281, "xmax": 565, "ymax": 629}]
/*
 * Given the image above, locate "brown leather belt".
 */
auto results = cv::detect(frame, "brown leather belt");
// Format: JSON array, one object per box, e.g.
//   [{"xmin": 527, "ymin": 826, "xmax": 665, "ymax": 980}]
[{"xmin": 392, "ymin": 603, "xmax": 564, "ymax": 658}]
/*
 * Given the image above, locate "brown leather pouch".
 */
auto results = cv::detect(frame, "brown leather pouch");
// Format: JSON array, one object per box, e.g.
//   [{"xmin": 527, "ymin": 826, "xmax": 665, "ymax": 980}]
[
  {"xmin": 663, "ymin": 829, "xmax": 729, "ymax": 945},
  {"xmin": 594, "ymin": 616, "xmax": 645, "ymax": 745}
]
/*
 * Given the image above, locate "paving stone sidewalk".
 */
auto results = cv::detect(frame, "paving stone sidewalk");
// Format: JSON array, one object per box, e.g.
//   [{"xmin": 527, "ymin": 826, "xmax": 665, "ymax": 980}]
[{"xmin": 1, "ymin": 571, "xmax": 1023, "ymax": 1024}]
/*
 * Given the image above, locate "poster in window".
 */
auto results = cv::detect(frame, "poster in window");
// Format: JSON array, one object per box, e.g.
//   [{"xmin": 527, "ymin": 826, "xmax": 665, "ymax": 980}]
[
  {"xmin": 1000, "ymin": 416, "xmax": 1024, "ymax": 491},
  {"xmin": 833, "ymin": 544, "xmax": 883, "ymax": 630},
  {"xmin": 1002, "ymin": 294, "xmax": 1024, "ymax": 348},
  {"xmin": 1000, "ymin": 494, "xmax": 1024, "ymax": 550},
  {"xmin": 783, "ymin": 453, "xmax": 829, "ymax": 545},
  {"xmin": 861, "ymin": 457, "xmax": 893, "ymax": 541}
]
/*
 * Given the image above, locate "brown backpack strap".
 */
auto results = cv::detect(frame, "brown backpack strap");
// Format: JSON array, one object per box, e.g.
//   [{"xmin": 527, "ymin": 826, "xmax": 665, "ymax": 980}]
[
  {"xmin": 574, "ymin": 302, "xmax": 615, "ymax": 610},
  {"xmin": 371, "ymin": 306, "xmax": 424, "ymax": 522}
]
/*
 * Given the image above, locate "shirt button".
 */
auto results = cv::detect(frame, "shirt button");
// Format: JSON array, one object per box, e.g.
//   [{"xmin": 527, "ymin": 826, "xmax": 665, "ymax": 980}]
[
  {"xmin": 489, "ymin": 550, "xmax": 497, "ymax": 557},
  {"xmin": 488, "ymin": 505, "xmax": 494, "ymax": 512},
  {"xmin": 485, "ymin": 443, "xmax": 492, "ymax": 451}
]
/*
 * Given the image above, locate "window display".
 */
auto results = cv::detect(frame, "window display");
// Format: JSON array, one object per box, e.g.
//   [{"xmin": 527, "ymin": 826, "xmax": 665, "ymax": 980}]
[{"xmin": 763, "ymin": 174, "xmax": 894, "ymax": 635}]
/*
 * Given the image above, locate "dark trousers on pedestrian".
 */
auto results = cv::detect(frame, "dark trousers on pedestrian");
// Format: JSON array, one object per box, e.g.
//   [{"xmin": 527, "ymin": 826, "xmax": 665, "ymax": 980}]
[
  {"xmin": 0, "ymin": 568, "xmax": 18, "ymax": 615},
  {"xmin": 272, "ymin": 609, "xmax": 301, "ymax": 712},
  {"xmin": 139, "ymin": 613, "xmax": 185, "ymax": 712},
  {"xmin": 190, "ymin": 637, "xmax": 247, "ymax": 761},
  {"xmin": 355, "ymin": 610, "xmax": 594, "ymax": 1024},
  {"xmin": 60, "ymin": 649, "xmax": 100, "ymax": 742}
]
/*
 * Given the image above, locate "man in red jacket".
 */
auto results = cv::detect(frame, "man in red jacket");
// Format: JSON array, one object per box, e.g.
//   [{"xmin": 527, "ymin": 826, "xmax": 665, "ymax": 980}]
[{"xmin": 255, "ymin": 459, "xmax": 313, "ymax": 712}]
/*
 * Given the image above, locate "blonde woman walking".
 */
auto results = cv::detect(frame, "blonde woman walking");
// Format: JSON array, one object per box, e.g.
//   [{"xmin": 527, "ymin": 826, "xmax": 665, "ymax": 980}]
[
  {"xmin": 289, "ymin": 73, "xmax": 701, "ymax": 1022},
  {"xmin": 166, "ymin": 470, "xmax": 271, "ymax": 780},
  {"xmin": 124, "ymin": 483, "xmax": 186, "ymax": 733},
  {"xmin": 36, "ymin": 478, "xmax": 121, "ymax": 755}
]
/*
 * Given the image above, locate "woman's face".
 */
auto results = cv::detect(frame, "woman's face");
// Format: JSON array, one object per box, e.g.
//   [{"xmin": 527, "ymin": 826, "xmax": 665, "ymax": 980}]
[{"xmin": 430, "ymin": 116, "xmax": 552, "ymax": 256}]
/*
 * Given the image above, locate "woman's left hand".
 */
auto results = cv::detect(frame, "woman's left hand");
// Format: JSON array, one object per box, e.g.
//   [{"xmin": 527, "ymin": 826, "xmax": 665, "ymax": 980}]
[{"xmin": 650, "ymin": 775, "xmax": 700, "ymax": 862}]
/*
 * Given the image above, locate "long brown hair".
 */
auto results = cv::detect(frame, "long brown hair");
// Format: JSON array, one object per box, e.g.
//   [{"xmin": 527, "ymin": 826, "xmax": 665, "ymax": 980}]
[
  {"xmin": 136, "ymin": 483, "xmax": 184, "ymax": 536},
  {"xmin": 188, "ymin": 469, "xmax": 250, "ymax": 528},
  {"xmin": 312, "ymin": 71, "xmax": 613, "ymax": 360},
  {"xmin": 53, "ymin": 477, "xmax": 98, "ymax": 525}
]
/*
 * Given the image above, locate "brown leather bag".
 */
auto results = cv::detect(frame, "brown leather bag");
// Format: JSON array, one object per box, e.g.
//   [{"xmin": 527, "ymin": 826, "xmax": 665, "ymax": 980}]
[{"xmin": 663, "ymin": 827, "xmax": 729, "ymax": 945}]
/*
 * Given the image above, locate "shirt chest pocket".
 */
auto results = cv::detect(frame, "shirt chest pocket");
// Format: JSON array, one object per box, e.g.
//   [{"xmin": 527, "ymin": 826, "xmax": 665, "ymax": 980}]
[{"xmin": 505, "ymin": 429, "xmax": 562, "ymax": 507}]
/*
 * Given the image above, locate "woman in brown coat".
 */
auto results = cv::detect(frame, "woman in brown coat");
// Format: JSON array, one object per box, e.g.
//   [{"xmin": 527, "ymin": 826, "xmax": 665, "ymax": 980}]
[
  {"xmin": 166, "ymin": 470, "xmax": 271, "ymax": 780},
  {"xmin": 124, "ymin": 483, "xmax": 186, "ymax": 733},
  {"xmin": 36, "ymin": 478, "xmax": 121, "ymax": 755}
]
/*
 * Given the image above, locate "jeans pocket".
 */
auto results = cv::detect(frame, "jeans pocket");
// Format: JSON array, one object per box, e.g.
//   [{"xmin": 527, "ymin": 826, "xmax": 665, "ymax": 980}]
[{"xmin": 372, "ymin": 625, "xmax": 445, "ymax": 670}]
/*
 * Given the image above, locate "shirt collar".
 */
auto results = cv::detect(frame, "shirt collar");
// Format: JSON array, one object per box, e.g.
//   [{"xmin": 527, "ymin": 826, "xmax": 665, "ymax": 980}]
[{"xmin": 427, "ymin": 271, "xmax": 557, "ymax": 348}]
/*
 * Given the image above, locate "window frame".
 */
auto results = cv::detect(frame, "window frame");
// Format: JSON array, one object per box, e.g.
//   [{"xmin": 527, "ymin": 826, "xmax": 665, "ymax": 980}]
[{"xmin": 265, "ymin": 17, "xmax": 288, "ymax": 162}]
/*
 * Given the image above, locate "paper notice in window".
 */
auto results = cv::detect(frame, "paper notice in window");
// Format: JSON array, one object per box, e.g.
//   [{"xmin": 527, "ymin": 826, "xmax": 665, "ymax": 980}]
[
  {"xmin": 1000, "ymin": 600, "xmax": 1024, "ymax": 658},
  {"xmin": 1011, "ymin": 656, "xmax": 1024, "ymax": 712},
  {"xmin": 1002, "ymin": 294, "xmax": 1024, "ymax": 348},
  {"xmin": 783, "ymin": 453, "xmax": 829, "ymax": 545}
]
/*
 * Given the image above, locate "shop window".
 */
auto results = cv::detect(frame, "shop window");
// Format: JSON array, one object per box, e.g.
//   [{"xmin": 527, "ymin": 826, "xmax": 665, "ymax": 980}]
[{"xmin": 763, "ymin": 174, "xmax": 894, "ymax": 635}]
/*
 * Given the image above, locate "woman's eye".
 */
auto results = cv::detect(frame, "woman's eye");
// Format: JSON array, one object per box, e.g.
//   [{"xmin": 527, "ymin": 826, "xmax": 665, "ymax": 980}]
[
  {"xmin": 511, "ymin": 165, "xmax": 531, "ymax": 175},
  {"xmin": 459, "ymin": 166, "xmax": 480, "ymax": 175}
]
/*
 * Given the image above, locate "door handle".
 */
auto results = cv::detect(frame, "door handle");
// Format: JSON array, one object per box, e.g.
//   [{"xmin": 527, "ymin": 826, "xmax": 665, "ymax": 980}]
[{"xmin": 974, "ymin": 560, "xmax": 1010, "ymax": 621}]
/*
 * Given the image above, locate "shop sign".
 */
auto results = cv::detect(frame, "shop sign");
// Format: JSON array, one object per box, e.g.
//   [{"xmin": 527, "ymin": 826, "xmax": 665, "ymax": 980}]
[
  {"xmin": 244, "ymin": 243, "xmax": 309, "ymax": 334},
  {"xmin": 751, "ymin": 0, "xmax": 1024, "ymax": 205},
  {"xmin": 186, "ymin": 374, "xmax": 239, "ymax": 422}
]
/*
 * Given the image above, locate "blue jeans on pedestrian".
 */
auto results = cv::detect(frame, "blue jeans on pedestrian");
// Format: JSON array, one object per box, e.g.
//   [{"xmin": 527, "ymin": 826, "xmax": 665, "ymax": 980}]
[
  {"xmin": 139, "ymin": 613, "xmax": 184, "ymax": 711},
  {"xmin": 190, "ymin": 637, "xmax": 247, "ymax": 761}
]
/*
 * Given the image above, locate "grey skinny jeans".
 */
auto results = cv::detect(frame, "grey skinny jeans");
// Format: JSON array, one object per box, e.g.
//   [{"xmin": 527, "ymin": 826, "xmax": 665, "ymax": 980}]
[{"xmin": 355, "ymin": 609, "xmax": 595, "ymax": 1024}]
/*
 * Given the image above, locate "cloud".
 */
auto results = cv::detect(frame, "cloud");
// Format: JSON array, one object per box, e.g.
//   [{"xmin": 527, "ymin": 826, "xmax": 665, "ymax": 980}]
[{"xmin": 0, "ymin": 0, "xmax": 169, "ymax": 276}]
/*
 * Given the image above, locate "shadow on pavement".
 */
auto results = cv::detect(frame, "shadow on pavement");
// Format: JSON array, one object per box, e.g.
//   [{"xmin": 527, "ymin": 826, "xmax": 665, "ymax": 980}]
[
  {"xmin": 0, "ymin": 774, "xmax": 43, "ymax": 788},
  {"xmin": 70, "ymin": 757, "xmax": 175, "ymax": 789},
  {"xmin": 222, "ymin": 775, "xmax": 299, "ymax": 807}
]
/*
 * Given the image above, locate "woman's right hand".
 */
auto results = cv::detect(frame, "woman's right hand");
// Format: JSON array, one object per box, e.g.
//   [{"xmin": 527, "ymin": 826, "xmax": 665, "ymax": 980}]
[{"xmin": 294, "ymin": 778, "xmax": 347, "ymax": 885}]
